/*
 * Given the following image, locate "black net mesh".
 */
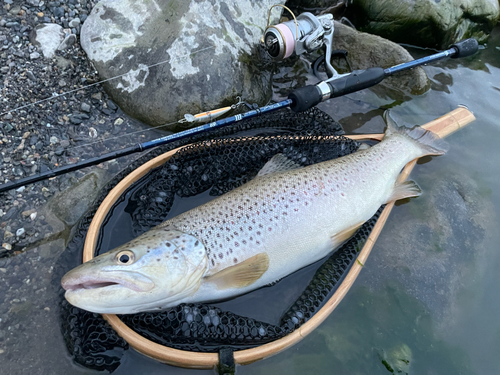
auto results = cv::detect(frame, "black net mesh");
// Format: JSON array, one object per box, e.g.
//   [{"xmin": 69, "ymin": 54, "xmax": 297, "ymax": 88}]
[{"xmin": 56, "ymin": 107, "xmax": 382, "ymax": 371}]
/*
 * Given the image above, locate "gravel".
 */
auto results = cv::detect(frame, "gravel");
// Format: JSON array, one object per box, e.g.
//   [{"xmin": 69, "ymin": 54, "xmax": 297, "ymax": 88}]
[{"xmin": 0, "ymin": 0, "xmax": 169, "ymax": 258}]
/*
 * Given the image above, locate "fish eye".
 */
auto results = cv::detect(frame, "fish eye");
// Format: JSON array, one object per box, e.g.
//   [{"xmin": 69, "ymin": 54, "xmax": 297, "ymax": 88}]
[{"xmin": 116, "ymin": 250, "xmax": 135, "ymax": 265}]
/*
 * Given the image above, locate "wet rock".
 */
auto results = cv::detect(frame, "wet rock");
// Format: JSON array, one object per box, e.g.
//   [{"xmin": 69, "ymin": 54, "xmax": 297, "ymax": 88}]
[
  {"xmin": 46, "ymin": 169, "xmax": 107, "ymax": 227},
  {"xmin": 346, "ymin": 0, "xmax": 500, "ymax": 48},
  {"xmin": 80, "ymin": 0, "xmax": 282, "ymax": 127},
  {"xmin": 29, "ymin": 23, "xmax": 65, "ymax": 59},
  {"xmin": 330, "ymin": 22, "xmax": 429, "ymax": 96}
]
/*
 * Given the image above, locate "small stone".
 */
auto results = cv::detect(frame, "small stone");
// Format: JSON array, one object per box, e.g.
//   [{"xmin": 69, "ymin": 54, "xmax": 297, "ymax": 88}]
[
  {"xmin": 49, "ymin": 136, "xmax": 58, "ymax": 144},
  {"xmin": 4, "ymin": 231, "xmax": 13, "ymax": 239},
  {"xmin": 57, "ymin": 34, "xmax": 77, "ymax": 51},
  {"xmin": 37, "ymin": 12, "xmax": 44, "ymax": 17},
  {"xmin": 44, "ymin": 307, "xmax": 50, "ymax": 311},
  {"xmin": 54, "ymin": 146, "xmax": 64, "ymax": 156},
  {"xmin": 69, "ymin": 18, "xmax": 80, "ymax": 28},
  {"xmin": 16, "ymin": 186, "xmax": 25, "ymax": 193},
  {"xmin": 26, "ymin": 71, "xmax": 36, "ymax": 81},
  {"xmin": 58, "ymin": 79, "xmax": 66, "ymax": 87},
  {"xmin": 16, "ymin": 228, "xmax": 25, "ymax": 237},
  {"xmin": 114, "ymin": 118, "xmax": 124, "ymax": 126},
  {"xmin": 30, "ymin": 52, "xmax": 40, "ymax": 60},
  {"xmin": 80, "ymin": 102, "xmax": 91, "ymax": 113},
  {"xmin": 30, "ymin": 212, "xmax": 37, "ymax": 221},
  {"xmin": 91, "ymin": 92, "xmax": 102, "ymax": 101},
  {"xmin": 2, "ymin": 243, "xmax": 11, "ymax": 251},
  {"xmin": 69, "ymin": 116, "xmax": 82, "ymax": 125},
  {"xmin": 60, "ymin": 140, "xmax": 70, "ymax": 148},
  {"xmin": 22, "ymin": 209, "xmax": 35, "ymax": 217},
  {"xmin": 3, "ymin": 113, "xmax": 13, "ymax": 121},
  {"xmin": 88, "ymin": 127, "xmax": 97, "ymax": 138},
  {"xmin": 107, "ymin": 100, "xmax": 118, "ymax": 110}
]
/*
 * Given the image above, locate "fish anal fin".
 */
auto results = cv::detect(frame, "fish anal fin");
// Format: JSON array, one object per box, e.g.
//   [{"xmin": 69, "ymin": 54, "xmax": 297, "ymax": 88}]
[
  {"xmin": 331, "ymin": 222, "xmax": 364, "ymax": 247},
  {"xmin": 387, "ymin": 180, "xmax": 422, "ymax": 203},
  {"xmin": 205, "ymin": 253, "xmax": 269, "ymax": 290},
  {"xmin": 257, "ymin": 154, "xmax": 302, "ymax": 177}
]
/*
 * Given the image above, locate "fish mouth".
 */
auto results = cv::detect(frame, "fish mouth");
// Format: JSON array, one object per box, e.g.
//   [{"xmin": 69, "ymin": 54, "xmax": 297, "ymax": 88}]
[{"xmin": 61, "ymin": 272, "xmax": 154, "ymax": 293}]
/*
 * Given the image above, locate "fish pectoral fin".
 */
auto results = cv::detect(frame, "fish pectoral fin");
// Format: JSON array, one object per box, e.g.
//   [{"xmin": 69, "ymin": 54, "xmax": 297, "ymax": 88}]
[
  {"xmin": 386, "ymin": 180, "xmax": 422, "ymax": 203},
  {"xmin": 331, "ymin": 222, "xmax": 364, "ymax": 247},
  {"xmin": 205, "ymin": 253, "xmax": 270, "ymax": 290},
  {"xmin": 257, "ymin": 154, "xmax": 302, "ymax": 177}
]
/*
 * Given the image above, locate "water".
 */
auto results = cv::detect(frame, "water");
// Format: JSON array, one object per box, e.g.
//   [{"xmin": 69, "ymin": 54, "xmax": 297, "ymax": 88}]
[{"xmin": 2, "ymin": 26, "xmax": 500, "ymax": 375}]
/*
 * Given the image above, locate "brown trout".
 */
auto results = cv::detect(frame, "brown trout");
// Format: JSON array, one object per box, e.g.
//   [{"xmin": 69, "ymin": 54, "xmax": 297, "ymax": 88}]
[{"xmin": 62, "ymin": 115, "xmax": 447, "ymax": 314}]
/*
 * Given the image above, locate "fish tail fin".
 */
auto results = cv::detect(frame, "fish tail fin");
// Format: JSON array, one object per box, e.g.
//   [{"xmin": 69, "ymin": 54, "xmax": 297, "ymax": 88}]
[{"xmin": 383, "ymin": 111, "xmax": 449, "ymax": 156}]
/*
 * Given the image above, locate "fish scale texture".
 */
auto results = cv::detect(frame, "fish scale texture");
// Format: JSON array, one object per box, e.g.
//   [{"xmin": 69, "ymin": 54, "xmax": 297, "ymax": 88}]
[{"xmin": 57, "ymin": 107, "xmax": 381, "ymax": 370}]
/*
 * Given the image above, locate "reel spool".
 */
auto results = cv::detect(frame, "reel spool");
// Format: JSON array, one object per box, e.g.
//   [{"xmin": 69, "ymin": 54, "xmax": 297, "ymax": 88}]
[{"xmin": 262, "ymin": 6, "xmax": 335, "ymax": 59}]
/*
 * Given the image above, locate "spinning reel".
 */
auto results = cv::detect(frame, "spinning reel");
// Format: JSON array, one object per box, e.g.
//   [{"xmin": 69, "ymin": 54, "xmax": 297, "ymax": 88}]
[{"xmin": 261, "ymin": 5, "xmax": 340, "ymax": 79}]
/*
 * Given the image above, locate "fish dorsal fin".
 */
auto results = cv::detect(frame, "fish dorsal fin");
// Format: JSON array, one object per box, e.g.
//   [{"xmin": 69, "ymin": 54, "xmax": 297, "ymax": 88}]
[
  {"xmin": 386, "ymin": 180, "xmax": 422, "ymax": 203},
  {"xmin": 257, "ymin": 154, "xmax": 302, "ymax": 177},
  {"xmin": 331, "ymin": 222, "xmax": 364, "ymax": 247},
  {"xmin": 205, "ymin": 253, "xmax": 269, "ymax": 290}
]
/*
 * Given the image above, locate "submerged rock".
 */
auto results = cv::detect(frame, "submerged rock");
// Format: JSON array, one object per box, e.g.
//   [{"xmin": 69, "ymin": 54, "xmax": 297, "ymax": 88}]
[
  {"xmin": 345, "ymin": 0, "xmax": 499, "ymax": 48},
  {"xmin": 80, "ymin": 0, "xmax": 282, "ymax": 127},
  {"xmin": 366, "ymin": 168, "xmax": 497, "ymax": 328},
  {"xmin": 331, "ymin": 22, "xmax": 429, "ymax": 96}
]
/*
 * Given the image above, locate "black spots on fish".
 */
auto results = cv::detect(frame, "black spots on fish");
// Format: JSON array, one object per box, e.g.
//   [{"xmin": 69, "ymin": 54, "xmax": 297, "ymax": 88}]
[
  {"xmin": 173, "ymin": 257, "xmax": 178, "ymax": 260},
  {"xmin": 166, "ymin": 242, "xmax": 172, "ymax": 247},
  {"xmin": 233, "ymin": 258, "xmax": 238, "ymax": 264},
  {"xmin": 256, "ymin": 231, "xmax": 261, "ymax": 236},
  {"xmin": 195, "ymin": 240, "xmax": 199, "ymax": 246},
  {"xmin": 157, "ymin": 258, "xmax": 161, "ymax": 262},
  {"xmin": 218, "ymin": 253, "xmax": 223, "ymax": 259},
  {"xmin": 174, "ymin": 249, "xmax": 179, "ymax": 254},
  {"xmin": 234, "ymin": 241, "xmax": 240, "ymax": 247},
  {"xmin": 226, "ymin": 236, "xmax": 230, "ymax": 242},
  {"xmin": 267, "ymin": 227, "xmax": 272, "ymax": 232}
]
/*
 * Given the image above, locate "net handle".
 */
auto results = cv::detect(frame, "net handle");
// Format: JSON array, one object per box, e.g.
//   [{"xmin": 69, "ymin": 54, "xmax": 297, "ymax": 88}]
[{"xmin": 82, "ymin": 107, "xmax": 475, "ymax": 368}]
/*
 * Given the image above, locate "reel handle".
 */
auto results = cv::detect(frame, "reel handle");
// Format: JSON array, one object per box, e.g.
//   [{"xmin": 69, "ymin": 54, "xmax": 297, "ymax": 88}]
[{"xmin": 450, "ymin": 38, "xmax": 479, "ymax": 58}]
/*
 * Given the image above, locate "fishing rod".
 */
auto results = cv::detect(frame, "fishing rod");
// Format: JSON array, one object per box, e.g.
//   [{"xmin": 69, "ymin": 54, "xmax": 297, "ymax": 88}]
[{"xmin": 0, "ymin": 38, "xmax": 478, "ymax": 194}]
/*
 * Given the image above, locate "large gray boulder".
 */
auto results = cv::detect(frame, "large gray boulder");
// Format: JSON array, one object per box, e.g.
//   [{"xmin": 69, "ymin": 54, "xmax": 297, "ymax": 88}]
[
  {"xmin": 345, "ymin": 0, "xmax": 499, "ymax": 48},
  {"xmin": 80, "ymin": 0, "xmax": 283, "ymax": 127}
]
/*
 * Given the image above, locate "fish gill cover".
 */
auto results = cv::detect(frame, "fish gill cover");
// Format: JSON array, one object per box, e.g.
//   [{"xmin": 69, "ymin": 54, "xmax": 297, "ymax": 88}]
[{"xmin": 56, "ymin": 107, "xmax": 381, "ymax": 371}]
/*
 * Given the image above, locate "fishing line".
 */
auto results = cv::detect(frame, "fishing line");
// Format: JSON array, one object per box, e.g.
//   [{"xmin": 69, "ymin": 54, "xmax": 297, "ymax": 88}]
[{"xmin": 0, "ymin": 44, "xmax": 219, "ymax": 117}]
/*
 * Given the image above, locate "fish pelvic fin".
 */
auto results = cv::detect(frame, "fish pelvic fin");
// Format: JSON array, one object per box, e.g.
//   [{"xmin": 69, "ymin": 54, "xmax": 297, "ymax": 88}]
[
  {"xmin": 331, "ymin": 222, "xmax": 364, "ymax": 248},
  {"xmin": 205, "ymin": 253, "xmax": 269, "ymax": 290},
  {"xmin": 387, "ymin": 180, "xmax": 422, "ymax": 203},
  {"xmin": 257, "ymin": 154, "xmax": 302, "ymax": 177},
  {"xmin": 383, "ymin": 111, "xmax": 449, "ymax": 156}
]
